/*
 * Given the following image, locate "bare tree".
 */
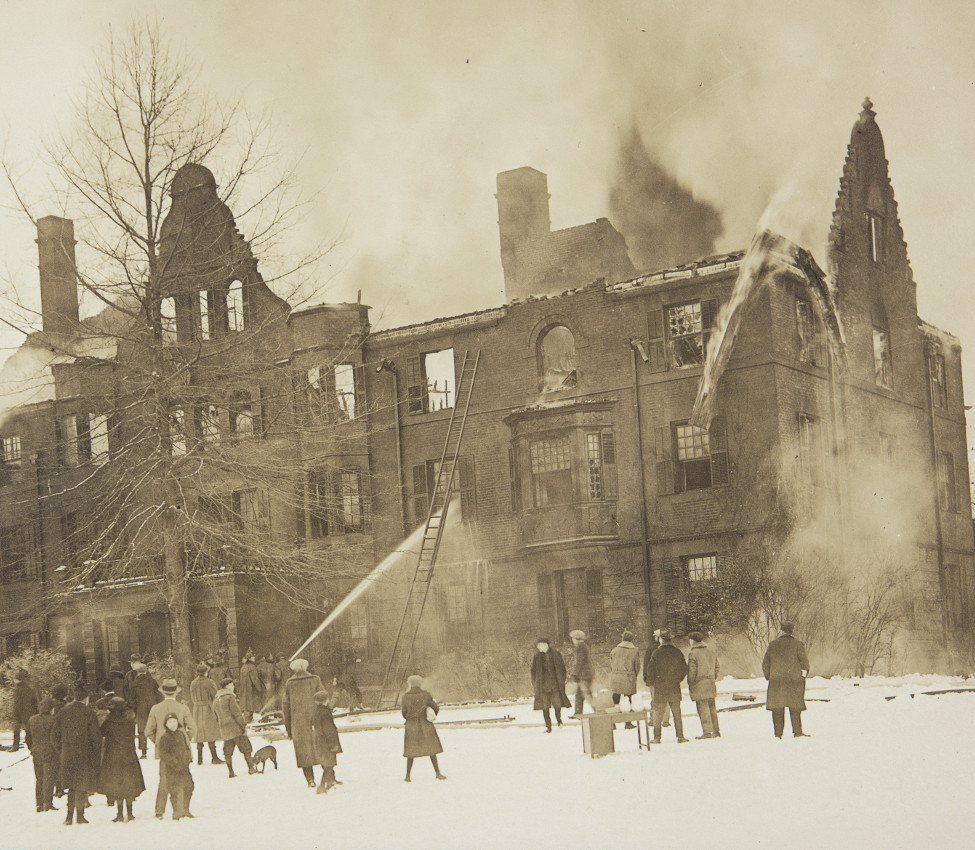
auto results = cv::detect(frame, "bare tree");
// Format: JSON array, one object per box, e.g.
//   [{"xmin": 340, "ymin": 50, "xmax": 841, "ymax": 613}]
[{"xmin": 1, "ymin": 20, "xmax": 379, "ymax": 688}]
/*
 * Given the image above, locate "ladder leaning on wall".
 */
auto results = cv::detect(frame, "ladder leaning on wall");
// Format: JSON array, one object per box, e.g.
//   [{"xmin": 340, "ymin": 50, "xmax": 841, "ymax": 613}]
[{"xmin": 375, "ymin": 350, "xmax": 480, "ymax": 711}]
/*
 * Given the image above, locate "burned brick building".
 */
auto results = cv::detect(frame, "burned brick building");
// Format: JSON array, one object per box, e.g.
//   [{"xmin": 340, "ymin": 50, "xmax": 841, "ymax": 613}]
[{"xmin": 0, "ymin": 101, "xmax": 972, "ymax": 690}]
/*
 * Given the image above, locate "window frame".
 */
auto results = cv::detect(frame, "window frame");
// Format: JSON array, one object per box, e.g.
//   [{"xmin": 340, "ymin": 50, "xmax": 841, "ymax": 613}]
[
  {"xmin": 666, "ymin": 299, "xmax": 716, "ymax": 369},
  {"xmin": 929, "ymin": 353, "xmax": 947, "ymax": 410},
  {"xmin": 872, "ymin": 327, "xmax": 893, "ymax": 390}
]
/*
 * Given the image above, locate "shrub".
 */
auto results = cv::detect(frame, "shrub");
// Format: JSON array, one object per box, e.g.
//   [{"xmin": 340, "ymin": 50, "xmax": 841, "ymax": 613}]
[{"xmin": 0, "ymin": 648, "xmax": 77, "ymax": 729}]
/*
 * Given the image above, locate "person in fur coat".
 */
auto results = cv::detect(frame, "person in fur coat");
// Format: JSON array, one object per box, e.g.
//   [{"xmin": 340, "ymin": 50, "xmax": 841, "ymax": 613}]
[
  {"xmin": 98, "ymin": 697, "xmax": 145, "ymax": 822},
  {"xmin": 530, "ymin": 638, "xmax": 571, "ymax": 732}
]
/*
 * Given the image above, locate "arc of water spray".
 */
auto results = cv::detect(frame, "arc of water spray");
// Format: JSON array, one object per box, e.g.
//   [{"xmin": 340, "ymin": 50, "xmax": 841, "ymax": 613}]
[{"xmin": 289, "ymin": 499, "xmax": 460, "ymax": 662}]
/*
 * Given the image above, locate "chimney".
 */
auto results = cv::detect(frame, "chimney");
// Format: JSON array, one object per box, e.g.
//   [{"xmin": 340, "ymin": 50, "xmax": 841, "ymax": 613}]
[
  {"xmin": 36, "ymin": 216, "xmax": 79, "ymax": 336},
  {"xmin": 496, "ymin": 167, "xmax": 551, "ymax": 298}
]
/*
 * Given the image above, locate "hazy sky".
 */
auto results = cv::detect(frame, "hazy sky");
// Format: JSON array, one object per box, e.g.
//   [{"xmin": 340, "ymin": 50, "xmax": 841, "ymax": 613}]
[{"xmin": 2, "ymin": 1, "xmax": 974, "ymax": 451}]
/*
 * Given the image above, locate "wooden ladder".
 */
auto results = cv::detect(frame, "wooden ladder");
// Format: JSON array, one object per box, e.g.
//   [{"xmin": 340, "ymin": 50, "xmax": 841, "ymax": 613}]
[{"xmin": 375, "ymin": 350, "xmax": 480, "ymax": 710}]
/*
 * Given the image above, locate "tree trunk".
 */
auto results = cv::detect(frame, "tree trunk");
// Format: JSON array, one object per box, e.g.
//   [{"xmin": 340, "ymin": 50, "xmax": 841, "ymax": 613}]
[{"xmin": 164, "ymin": 508, "xmax": 194, "ymax": 693}]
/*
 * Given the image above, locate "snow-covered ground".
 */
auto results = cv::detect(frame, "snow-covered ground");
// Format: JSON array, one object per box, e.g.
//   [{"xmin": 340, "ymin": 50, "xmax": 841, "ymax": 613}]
[{"xmin": 2, "ymin": 675, "xmax": 974, "ymax": 849}]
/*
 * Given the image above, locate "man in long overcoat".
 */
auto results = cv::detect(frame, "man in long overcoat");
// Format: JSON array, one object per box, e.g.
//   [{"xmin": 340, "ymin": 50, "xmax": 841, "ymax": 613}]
[
  {"xmin": 530, "ymin": 638, "xmax": 571, "ymax": 732},
  {"xmin": 762, "ymin": 622, "xmax": 810, "ymax": 738},
  {"xmin": 257, "ymin": 654, "xmax": 277, "ymax": 709},
  {"xmin": 12, "ymin": 668, "xmax": 40, "ymax": 751},
  {"xmin": 189, "ymin": 663, "xmax": 223, "ymax": 765},
  {"xmin": 97, "ymin": 697, "xmax": 145, "ymax": 822},
  {"xmin": 127, "ymin": 662, "xmax": 161, "ymax": 758},
  {"xmin": 687, "ymin": 631, "xmax": 721, "ymax": 738},
  {"xmin": 50, "ymin": 687, "xmax": 101, "ymax": 825},
  {"xmin": 646, "ymin": 628, "xmax": 688, "ymax": 743},
  {"xmin": 144, "ymin": 679, "xmax": 196, "ymax": 756},
  {"xmin": 238, "ymin": 652, "xmax": 264, "ymax": 718},
  {"xmin": 282, "ymin": 658, "xmax": 324, "ymax": 787},
  {"xmin": 568, "ymin": 630, "xmax": 594, "ymax": 718}
]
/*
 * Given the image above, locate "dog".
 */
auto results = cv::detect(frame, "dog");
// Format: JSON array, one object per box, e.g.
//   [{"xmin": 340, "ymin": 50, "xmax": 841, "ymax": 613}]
[{"xmin": 252, "ymin": 745, "xmax": 278, "ymax": 773}]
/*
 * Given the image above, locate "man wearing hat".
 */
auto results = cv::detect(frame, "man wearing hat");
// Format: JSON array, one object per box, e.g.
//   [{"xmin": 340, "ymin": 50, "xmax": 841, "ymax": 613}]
[
  {"xmin": 645, "ymin": 628, "xmax": 688, "ymax": 743},
  {"xmin": 762, "ymin": 622, "xmax": 810, "ymax": 738},
  {"xmin": 144, "ymin": 679, "xmax": 196, "ymax": 757},
  {"xmin": 190, "ymin": 662, "xmax": 223, "ymax": 765},
  {"xmin": 127, "ymin": 662, "xmax": 161, "ymax": 758},
  {"xmin": 282, "ymin": 658, "xmax": 325, "ymax": 787},
  {"xmin": 145, "ymin": 678, "xmax": 196, "ymax": 821},
  {"xmin": 567, "ymin": 630, "xmax": 594, "ymax": 718},
  {"xmin": 122, "ymin": 653, "xmax": 143, "ymax": 705},
  {"xmin": 213, "ymin": 678, "xmax": 256, "ymax": 778}
]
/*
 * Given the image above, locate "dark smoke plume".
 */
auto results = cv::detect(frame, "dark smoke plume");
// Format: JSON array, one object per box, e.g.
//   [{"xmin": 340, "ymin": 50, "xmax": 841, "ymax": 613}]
[{"xmin": 609, "ymin": 126, "xmax": 723, "ymax": 272}]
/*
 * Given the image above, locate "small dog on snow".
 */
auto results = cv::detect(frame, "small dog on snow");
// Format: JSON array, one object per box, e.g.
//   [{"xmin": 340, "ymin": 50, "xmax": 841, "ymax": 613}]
[{"xmin": 252, "ymin": 745, "xmax": 277, "ymax": 773}]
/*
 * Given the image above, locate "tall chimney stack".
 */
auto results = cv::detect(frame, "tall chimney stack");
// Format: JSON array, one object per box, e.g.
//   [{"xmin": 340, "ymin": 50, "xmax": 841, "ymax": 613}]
[
  {"xmin": 496, "ymin": 167, "xmax": 551, "ymax": 299},
  {"xmin": 36, "ymin": 216, "xmax": 79, "ymax": 336}
]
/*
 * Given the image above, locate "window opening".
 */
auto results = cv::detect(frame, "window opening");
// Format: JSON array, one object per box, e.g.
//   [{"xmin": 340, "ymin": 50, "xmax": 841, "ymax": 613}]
[
  {"xmin": 530, "ymin": 435, "xmax": 573, "ymax": 507},
  {"xmin": 539, "ymin": 326, "xmax": 577, "ymax": 392},
  {"xmin": 929, "ymin": 354, "xmax": 947, "ymax": 410},
  {"xmin": 866, "ymin": 212, "xmax": 883, "ymax": 263},
  {"xmin": 170, "ymin": 409, "xmax": 186, "ymax": 457},
  {"xmin": 234, "ymin": 488, "xmax": 269, "ymax": 534},
  {"xmin": 335, "ymin": 364, "xmax": 356, "ymax": 420},
  {"xmin": 89, "ymin": 414, "xmax": 109, "ymax": 462},
  {"xmin": 675, "ymin": 423, "xmax": 712, "ymax": 490},
  {"xmin": 684, "ymin": 554, "xmax": 717, "ymax": 582},
  {"xmin": 796, "ymin": 299, "xmax": 825, "ymax": 367},
  {"xmin": 200, "ymin": 404, "xmax": 221, "ymax": 445},
  {"xmin": 230, "ymin": 393, "xmax": 254, "ymax": 439},
  {"xmin": 873, "ymin": 328, "xmax": 893, "ymax": 389},
  {"xmin": 938, "ymin": 452, "xmax": 956, "ymax": 512},
  {"xmin": 340, "ymin": 471, "xmax": 364, "ymax": 533},
  {"xmin": 668, "ymin": 301, "xmax": 715, "ymax": 368},
  {"xmin": 1, "ymin": 436, "xmax": 22, "ymax": 467},
  {"xmin": 199, "ymin": 290, "xmax": 212, "ymax": 341},
  {"xmin": 160, "ymin": 297, "xmax": 177, "ymax": 344},
  {"xmin": 407, "ymin": 349, "xmax": 456, "ymax": 413},
  {"xmin": 227, "ymin": 280, "xmax": 243, "ymax": 332}
]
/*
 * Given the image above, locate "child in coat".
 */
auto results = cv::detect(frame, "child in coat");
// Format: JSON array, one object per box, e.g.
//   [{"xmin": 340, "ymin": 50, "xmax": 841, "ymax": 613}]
[
  {"xmin": 311, "ymin": 690, "xmax": 343, "ymax": 793},
  {"xmin": 156, "ymin": 713, "xmax": 194, "ymax": 820}
]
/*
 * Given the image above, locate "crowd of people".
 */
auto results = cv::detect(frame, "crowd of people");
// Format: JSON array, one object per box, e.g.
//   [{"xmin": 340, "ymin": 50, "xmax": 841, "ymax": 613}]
[
  {"xmin": 7, "ymin": 623, "xmax": 808, "ymax": 827},
  {"xmin": 10, "ymin": 648, "xmax": 433, "ymax": 826},
  {"xmin": 531, "ymin": 623, "xmax": 811, "ymax": 742}
]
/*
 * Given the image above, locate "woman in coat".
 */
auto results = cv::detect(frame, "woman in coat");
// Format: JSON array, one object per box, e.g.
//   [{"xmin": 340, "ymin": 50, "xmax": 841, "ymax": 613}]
[
  {"xmin": 311, "ymin": 689, "xmax": 343, "ymax": 793},
  {"xmin": 686, "ymin": 632, "xmax": 721, "ymax": 739},
  {"xmin": 98, "ymin": 697, "xmax": 146, "ymax": 822},
  {"xmin": 530, "ymin": 638, "xmax": 571, "ymax": 732},
  {"xmin": 51, "ymin": 687, "xmax": 101, "ymax": 825},
  {"xmin": 189, "ymin": 663, "xmax": 223, "ymax": 765},
  {"xmin": 282, "ymin": 658, "xmax": 325, "ymax": 787},
  {"xmin": 401, "ymin": 675, "xmax": 445, "ymax": 781},
  {"xmin": 238, "ymin": 653, "xmax": 264, "ymax": 718}
]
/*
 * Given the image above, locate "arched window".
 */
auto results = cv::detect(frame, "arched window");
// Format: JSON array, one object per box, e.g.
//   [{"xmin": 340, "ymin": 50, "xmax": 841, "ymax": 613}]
[
  {"xmin": 538, "ymin": 325, "xmax": 577, "ymax": 392},
  {"xmin": 227, "ymin": 279, "xmax": 244, "ymax": 332}
]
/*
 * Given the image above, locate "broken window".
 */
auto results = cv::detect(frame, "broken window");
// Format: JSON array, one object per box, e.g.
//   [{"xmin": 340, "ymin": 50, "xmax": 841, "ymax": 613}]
[
  {"xmin": 538, "ymin": 325, "xmax": 577, "ymax": 392},
  {"xmin": 1, "ymin": 436, "xmax": 22, "ymax": 467},
  {"xmin": 938, "ymin": 452, "xmax": 956, "ymax": 512},
  {"xmin": 406, "ymin": 349, "xmax": 456, "ymax": 413},
  {"xmin": 798, "ymin": 414, "xmax": 829, "ymax": 487},
  {"xmin": 227, "ymin": 280, "xmax": 243, "ymax": 332},
  {"xmin": 335, "ymin": 364, "xmax": 357, "ymax": 420},
  {"xmin": 530, "ymin": 435, "xmax": 573, "ymax": 507},
  {"xmin": 585, "ymin": 431, "xmax": 618, "ymax": 501},
  {"xmin": 796, "ymin": 298, "xmax": 826, "ymax": 367},
  {"xmin": 307, "ymin": 364, "xmax": 364, "ymax": 421},
  {"xmin": 412, "ymin": 456, "xmax": 474, "ymax": 523},
  {"xmin": 169, "ymin": 409, "xmax": 186, "ymax": 457},
  {"xmin": 160, "ymin": 296, "xmax": 177, "ymax": 344},
  {"xmin": 229, "ymin": 392, "xmax": 254, "ymax": 439},
  {"xmin": 929, "ymin": 354, "xmax": 947, "ymax": 410},
  {"xmin": 199, "ymin": 290, "xmax": 212, "ymax": 340},
  {"xmin": 199, "ymin": 403, "xmax": 221, "ymax": 445},
  {"xmin": 873, "ymin": 328, "xmax": 893, "ymax": 389},
  {"xmin": 866, "ymin": 212, "xmax": 883, "ymax": 264},
  {"xmin": 89, "ymin": 415, "xmax": 109, "ymax": 463},
  {"xmin": 233, "ymin": 488, "xmax": 269, "ymax": 535},
  {"xmin": 683, "ymin": 554, "xmax": 718, "ymax": 583},
  {"xmin": 668, "ymin": 300, "xmax": 716, "ymax": 368}
]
